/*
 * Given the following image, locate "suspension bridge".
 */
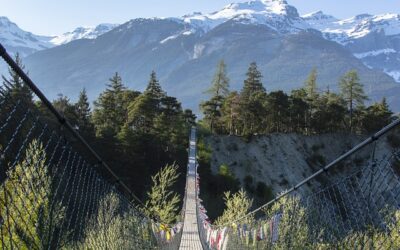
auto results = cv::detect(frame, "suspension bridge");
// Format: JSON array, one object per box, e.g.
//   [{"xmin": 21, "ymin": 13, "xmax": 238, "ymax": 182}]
[{"xmin": 0, "ymin": 42, "xmax": 399, "ymax": 249}]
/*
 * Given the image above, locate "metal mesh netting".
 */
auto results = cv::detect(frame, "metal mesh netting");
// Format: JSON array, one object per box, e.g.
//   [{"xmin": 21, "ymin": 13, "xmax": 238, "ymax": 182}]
[
  {"xmin": 0, "ymin": 47, "xmax": 183, "ymax": 249},
  {"xmin": 196, "ymin": 131, "xmax": 400, "ymax": 249}
]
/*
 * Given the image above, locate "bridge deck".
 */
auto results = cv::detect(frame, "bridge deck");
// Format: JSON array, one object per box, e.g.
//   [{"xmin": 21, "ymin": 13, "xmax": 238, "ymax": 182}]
[{"xmin": 179, "ymin": 128, "xmax": 203, "ymax": 250}]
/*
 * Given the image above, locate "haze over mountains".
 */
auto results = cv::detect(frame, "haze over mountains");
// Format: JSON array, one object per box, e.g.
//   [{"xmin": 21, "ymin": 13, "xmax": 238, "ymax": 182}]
[{"xmin": 0, "ymin": 0, "xmax": 399, "ymax": 112}]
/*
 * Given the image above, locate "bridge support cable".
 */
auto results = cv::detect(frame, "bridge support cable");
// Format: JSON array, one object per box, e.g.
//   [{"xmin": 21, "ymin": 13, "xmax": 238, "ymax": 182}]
[{"xmin": 0, "ymin": 43, "xmax": 163, "ymax": 249}]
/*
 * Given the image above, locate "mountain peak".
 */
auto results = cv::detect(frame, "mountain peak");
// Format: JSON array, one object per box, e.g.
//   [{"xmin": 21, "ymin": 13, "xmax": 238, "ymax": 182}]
[
  {"xmin": 50, "ymin": 23, "xmax": 118, "ymax": 46},
  {"xmin": 220, "ymin": 0, "xmax": 298, "ymax": 17},
  {"xmin": 302, "ymin": 11, "xmax": 338, "ymax": 21},
  {"xmin": 181, "ymin": 0, "xmax": 306, "ymax": 34}
]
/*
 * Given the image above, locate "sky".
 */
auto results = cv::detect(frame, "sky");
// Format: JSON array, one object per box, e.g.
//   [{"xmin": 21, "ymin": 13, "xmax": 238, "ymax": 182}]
[{"xmin": 1, "ymin": 0, "xmax": 400, "ymax": 35}]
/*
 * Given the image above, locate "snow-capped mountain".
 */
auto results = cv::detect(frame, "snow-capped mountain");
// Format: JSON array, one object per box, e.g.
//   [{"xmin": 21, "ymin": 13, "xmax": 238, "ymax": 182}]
[
  {"xmin": 303, "ymin": 11, "xmax": 400, "ymax": 82},
  {"xmin": 180, "ymin": 0, "xmax": 310, "ymax": 34},
  {"xmin": 0, "ymin": 16, "xmax": 53, "ymax": 57},
  {"xmin": 0, "ymin": 16, "xmax": 118, "ymax": 56},
  {"xmin": 50, "ymin": 24, "xmax": 118, "ymax": 45}
]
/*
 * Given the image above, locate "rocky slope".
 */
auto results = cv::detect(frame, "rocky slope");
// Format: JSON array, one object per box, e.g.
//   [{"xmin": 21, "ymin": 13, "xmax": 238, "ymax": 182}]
[{"xmin": 206, "ymin": 133, "xmax": 396, "ymax": 195}]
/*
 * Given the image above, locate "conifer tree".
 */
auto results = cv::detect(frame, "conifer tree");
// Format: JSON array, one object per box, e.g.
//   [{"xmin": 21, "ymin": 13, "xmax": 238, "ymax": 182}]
[
  {"xmin": 339, "ymin": 70, "xmax": 368, "ymax": 132},
  {"xmin": 92, "ymin": 72, "xmax": 128, "ymax": 137},
  {"xmin": 206, "ymin": 60, "xmax": 230, "ymax": 97},
  {"xmin": 53, "ymin": 94, "xmax": 79, "ymax": 126},
  {"xmin": 239, "ymin": 62, "xmax": 266, "ymax": 135},
  {"xmin": 1, "ymin": 53, "xmax": 33, "ymax": 105},
  {"xmin": 75, "ymin": 88, "xmax": 93, "ymax": 134},
  {"xmin": 145, "ymin": 71, "xmax": 165, "ymax": 104},
  {"xmin": 361, "ymin": 98, "xmax": 393, "ymax": 133},
  {"xmin": 241, "ymin": 62, "xmax": 265, "ymax": 101},
  {"xmin": 200, "ymin": 60, "xmax": 230, "ymax": 133},
  {"xmin": 128, "ymin": 71, "xmax": 166, "ymax": 134},
  {"xmin": 221, "ymin": 91, "xmax": 241, "ymax": 135},
  {"xmin": 303, "ymin": 68, "xmax": 320, "ymax": 133},
  {"xmin": 304, "ymin": 68, "xmax": 318, "ymax": 102}
]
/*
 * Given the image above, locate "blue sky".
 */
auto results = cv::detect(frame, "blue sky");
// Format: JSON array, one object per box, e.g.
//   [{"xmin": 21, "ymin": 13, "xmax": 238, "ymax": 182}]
[{"xmin": 2, "ymin": 0, "xmax": 400, "ymax": 35}]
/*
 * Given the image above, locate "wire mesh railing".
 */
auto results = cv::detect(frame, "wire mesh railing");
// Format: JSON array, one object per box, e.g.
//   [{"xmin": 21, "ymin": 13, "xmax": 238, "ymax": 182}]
[
  {"xmin": 196, "ymin": 119, "xmax": 400, "ymax": 250},
  {"xmin": 0, "ymin": 44, "xmax": 184, "ymax": 249}
]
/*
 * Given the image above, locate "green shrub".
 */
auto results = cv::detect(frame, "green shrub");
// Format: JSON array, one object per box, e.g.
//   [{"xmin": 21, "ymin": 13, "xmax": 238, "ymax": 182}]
[
  {"xmin": 0, "ymin": 140, "xmax": 66, "ymax": 249},
  {"xmin": 145, "ymin": 163, "xmax": 181, "ymax": 225},
  {"xmin": 215, "ymin": 189, "xmax": 253, "ymax": 226}
]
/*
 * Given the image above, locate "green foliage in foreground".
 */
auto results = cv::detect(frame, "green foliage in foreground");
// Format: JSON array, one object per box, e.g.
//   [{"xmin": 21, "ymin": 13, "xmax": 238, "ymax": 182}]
[
  {"xmin": 225, "ymin": 194, "xmax": 400, "ymax": 250},
  {"xmin": 145, "ymin": 163, "xmax": 181, "ymax": 225},
  {"xmin": 75, "ymin": 192, "xmax": 156, "ymax": 250},
  {"xmin": 216, "ymin": 189, "xmax": 253, "ymax": 226},
  {"xmin": 0, "ymin": 140, "xmax": 66, "ymax": 249}
]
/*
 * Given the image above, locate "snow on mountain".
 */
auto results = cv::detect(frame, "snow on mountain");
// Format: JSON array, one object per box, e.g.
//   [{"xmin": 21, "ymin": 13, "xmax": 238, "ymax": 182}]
[
  {"xmin": 0, "ymin": 16, "xmax": 53, "ymax": 56},
  {"xmin": 353, "ymin": 49, "xmax": 397, "ymax": 59},
  {"xmin": 181, "ymin": 0, "xmax": 310, "ymax": 34},
  {"xmin": 50, "ymin": 24, "xmax": 118, "ymax": 45},
  {"xmin": 303, "ymin": 11, "xmax": 400, "ymax": 44},
  {"xmin": 0, "ymin": 16, "xmax": 118, "ymax": 56}
]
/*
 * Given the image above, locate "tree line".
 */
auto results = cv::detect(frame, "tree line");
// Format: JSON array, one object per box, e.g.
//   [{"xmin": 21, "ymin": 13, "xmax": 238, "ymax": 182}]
[{"xmin": 200, "ymin": 61, "xmax": 394, "ymax": 136}]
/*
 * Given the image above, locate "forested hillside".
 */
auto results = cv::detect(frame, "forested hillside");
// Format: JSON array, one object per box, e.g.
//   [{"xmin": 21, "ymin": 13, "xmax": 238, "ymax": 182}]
[{"xmin": 2, "ymin": 54, "xmax": 196, "ymax": 201}]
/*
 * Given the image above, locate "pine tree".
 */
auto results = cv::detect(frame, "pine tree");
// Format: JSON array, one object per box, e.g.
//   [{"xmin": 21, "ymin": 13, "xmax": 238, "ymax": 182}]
[
  {"xmin": 221, "ymin": 91, "xmax": 241, "ymax": 135},
  {"xmin": 183, "ymin": 109, "xmax": 197, "ymax": 127},
  {"xmin": 241, "ymin": 62, "xmax": 265, "ymax": 101},
  {"xmin": 339, "ymin": 70, "xmax": 368, "ymax": 132},
  {"xmin": 266, "ymin": 91, "xmax": 290, "ymax": 133},
  {"xmin": 75, "ymin": 88, "xmax": 93, "ymax": 134},
  {"xmin": 206, "ymin": 60, "xmax": 230, "ymax": 97},
  {"xmin": 239, "ymin": 62, "xmax": 266, "ymax": 135},
  {"xmin": 361, "ymin": 98, "xmax": 393, "ymax": 133},
  {"xmin": 1, "ymin": 53, "xmax": 33, "ymax": 105},
  {"xmin": 145, "ymin": 71, "xmax": 165, "ymax": 104},
  {"xmin": 92, "ymin": 72, "xmax": 128, "ymax": 138},
  {"xmin": 53, "ymin": 94, "xmax": 79, "ymax": 126},
  {"xmin": 304, "ymin": 68, "xmax": 318, "ymax": 102},
  {"xmin": 127, "ymin": 93, "xmax": 155, "ymax": 134},
  {"xmin": 200, "ymin": 60, "xmax": 230, "ymax": 133},
  {"xmin": 303, "ymin": 68, "xmax": 320, "ymax": 134}
]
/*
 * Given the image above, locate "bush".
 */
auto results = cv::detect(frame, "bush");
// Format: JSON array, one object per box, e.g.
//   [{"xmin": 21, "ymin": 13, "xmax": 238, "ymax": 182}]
[
  {"xmin": 215, "ymin": 189, "xmax": 253, "ymax": 226},
  {"xmin": 78, "ymin": 192, "xmax": 155, "ymax": 249},
  {"xmin": 0, "ymin": 140, "xmax": 66, "ymax": 249}
]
